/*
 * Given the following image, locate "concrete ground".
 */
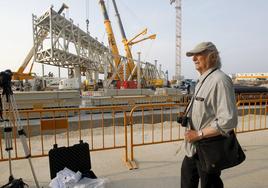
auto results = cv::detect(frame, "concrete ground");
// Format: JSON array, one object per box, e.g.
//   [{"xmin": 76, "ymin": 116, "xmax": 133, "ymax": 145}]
[{"xmin": 0, "ymin": 130, "xmax": 268, "ymax": 188}]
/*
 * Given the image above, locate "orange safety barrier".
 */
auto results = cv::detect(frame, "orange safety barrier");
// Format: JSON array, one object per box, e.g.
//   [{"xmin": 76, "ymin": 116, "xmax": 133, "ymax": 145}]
[
  {"xmin": 0, "ymin": 106, "xmax": 132, "ymax": 169},
  {"xmin": 128, "ymin": 98, "xmax": 268, "ymax": 169},
  {"xmin": 236, "ymin": 98, "xmax": 268, "ymax": 132},
  {"xmin": 128, "ymin": 103, "xmax": 184, "ymax": 168},
  {"xmin": 40, "ymin": 118, "xmax": 69, "ymax": 155},
  {"xmin": 0, "ymin": 96, "xmax": 267, "ymax": 170},
  {"xmin": 41, "ymin": 119, "xmax": 68, "ymax": 131}
]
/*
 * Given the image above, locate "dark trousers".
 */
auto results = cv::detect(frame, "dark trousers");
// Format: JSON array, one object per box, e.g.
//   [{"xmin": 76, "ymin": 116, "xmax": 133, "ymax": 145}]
[{"xmin": 181, "ymin": 155, "xmax": 223, "ymax": 188}]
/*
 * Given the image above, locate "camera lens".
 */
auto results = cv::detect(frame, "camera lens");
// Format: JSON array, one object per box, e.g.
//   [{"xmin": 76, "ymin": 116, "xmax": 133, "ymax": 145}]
[{"xmin": 177, "ymin": 116, "xmax": 183, "ymax": 124}]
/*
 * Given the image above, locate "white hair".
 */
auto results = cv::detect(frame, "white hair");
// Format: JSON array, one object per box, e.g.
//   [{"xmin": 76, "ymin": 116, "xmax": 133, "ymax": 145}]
[{"xmin": 207, "ymin": 51, "xmax": 222, "ymax": 69}]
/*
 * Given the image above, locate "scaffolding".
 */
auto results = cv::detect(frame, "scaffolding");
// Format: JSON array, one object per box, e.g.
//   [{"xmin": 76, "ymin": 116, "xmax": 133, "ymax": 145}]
[{"xmin": 32, "ymin": 6, "xmax": 165, "ymax": 89}]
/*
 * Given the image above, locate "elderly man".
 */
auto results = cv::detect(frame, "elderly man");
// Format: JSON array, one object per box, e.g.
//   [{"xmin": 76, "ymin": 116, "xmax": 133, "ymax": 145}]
[{"xmin": 181, "ymin": 42, "xmax": 238, "ymax": 188}]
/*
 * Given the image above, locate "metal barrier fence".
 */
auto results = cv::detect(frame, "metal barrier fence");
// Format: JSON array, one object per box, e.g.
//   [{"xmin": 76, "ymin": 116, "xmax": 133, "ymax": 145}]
[
  {"xmin": 128, "ymin": 98, "xmax": 268, "ymax": 168},
  {"xmin": 236, "ymin": 93, "xmax": 268, "ymax": 101},
  {"xmin": 0, "ymin": 97, "xmax": 267, "ymax": 170},
  {"xmin": 128, "ymin": 103, "xmax": 184, "ymax": 168},
  {"xmin": 0, "ymin": 106, "xmax": 131, "ymax": 168},
  {"xmin": 236, "ymin": 98, "xmax": 268, "ymax": 132}
]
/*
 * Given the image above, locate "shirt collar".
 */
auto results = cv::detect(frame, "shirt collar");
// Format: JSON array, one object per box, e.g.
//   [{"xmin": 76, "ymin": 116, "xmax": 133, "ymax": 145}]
[{"xmin": 197, "ymin": 67, "xmax": 217, "ymax": 83}]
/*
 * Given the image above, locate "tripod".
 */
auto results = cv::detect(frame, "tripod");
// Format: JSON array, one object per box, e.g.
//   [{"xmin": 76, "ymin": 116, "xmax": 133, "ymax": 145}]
[{"xmin": 1, "ymin": 91, "xmax": 40, "ymax": 187}]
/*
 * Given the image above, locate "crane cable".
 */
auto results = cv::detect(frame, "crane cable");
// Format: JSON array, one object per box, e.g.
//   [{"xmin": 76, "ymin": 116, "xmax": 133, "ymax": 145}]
[
  {"xmin": 118, "ymin": 0, "xmax": 144, "ymax": 29},
  {"xmin": 142, "ymin": 39, "xmax": 155, "ymax": 64}
]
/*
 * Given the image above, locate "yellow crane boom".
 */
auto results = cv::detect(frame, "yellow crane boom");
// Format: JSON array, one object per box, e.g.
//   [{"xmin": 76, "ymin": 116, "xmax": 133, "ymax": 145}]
[
  {"xmin": 99, "ymin": 0, "xmax": 122, "ymax": 80},
  {"xmin": 111, "ymin": 0, "xmax": 134, "ymax": 80},
  {"xmin": 111, "ymin": 0, "xmax": 156, "ymax": 81}
]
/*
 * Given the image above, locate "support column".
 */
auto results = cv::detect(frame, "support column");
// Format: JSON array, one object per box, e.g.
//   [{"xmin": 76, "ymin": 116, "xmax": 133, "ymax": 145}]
[
  {"xmin": 42, "ymin": 64, "xmax": 45, "ymax": 77},
  {"xmin": 58, "ymin": 67, "xmax": 61, "ymax": 78},
  {"xmin": 68, "ymin": 68, "xmax": 73, "ymax": 78},
  {"xmin": 137, "ymin": 52, "xmax": 141, "ymax": 89},
  {"xmin": 103, "ymin": 54, "xmax": 110, "ymax": 89},
  {"xmin": 104, "ymin": 66, "xmax": 108, "ymax": 81},
  {"xmin": 123, "ymin": 62, "xmax": 126, "ymax": 81},
  {"xmin": 74, "ymin": 66, "xmax": 81, "ymax": 89},
  {"xmin": 93, "ymin": 70, "xmax": 99, "ymax": 81},
  {"xmin": 85, "ymin": 70, "xmax": 93, "ymax": 81},
  {"xmin": 41, "ymin": 64, "xmax": 45, "ymax": 89},
  {"xmin": 84, "ymin": 70, "xmax": 93, "ymax": 90}
]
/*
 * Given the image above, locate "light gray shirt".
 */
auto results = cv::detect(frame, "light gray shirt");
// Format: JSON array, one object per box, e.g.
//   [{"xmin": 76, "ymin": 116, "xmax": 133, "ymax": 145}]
[{"xmin": 184, "ymin": 68, "xmax": 238, "ymax": 157}]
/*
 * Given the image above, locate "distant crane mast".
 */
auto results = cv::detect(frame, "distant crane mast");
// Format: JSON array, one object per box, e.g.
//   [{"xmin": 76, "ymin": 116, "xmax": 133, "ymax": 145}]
[{"xmin": 170, "ymin": 0, "xmax": 182, "ymax": 82}]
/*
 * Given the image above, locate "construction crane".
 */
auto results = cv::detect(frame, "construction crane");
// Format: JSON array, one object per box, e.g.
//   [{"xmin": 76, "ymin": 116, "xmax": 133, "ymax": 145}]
[
  {"xmin": 99, "ymin": 0, "xmax": 122, "ymax": 81},
  {"xmin": 111, "ymin": 0, "xmax": 156, "ymax": 81},
  {"xmin": 170, "ymin": 0, "xmax": 182, "ymax": 83},
  {"xmin": 12, "ymin": 3, "xmax": 69, "ymax": 81},
  {"xmin": 99, "ymin": 0, "xmax": 156, "ymax": 85}
]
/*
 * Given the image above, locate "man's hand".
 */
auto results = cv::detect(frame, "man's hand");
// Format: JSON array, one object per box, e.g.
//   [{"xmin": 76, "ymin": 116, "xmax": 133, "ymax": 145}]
[
  {"xmin": 185, "ymin": 127, "xmax": 222, "ymax": 143},
  {"xmin": 184, "ymin": 130, "xmax": 201, "ymax": 143}
]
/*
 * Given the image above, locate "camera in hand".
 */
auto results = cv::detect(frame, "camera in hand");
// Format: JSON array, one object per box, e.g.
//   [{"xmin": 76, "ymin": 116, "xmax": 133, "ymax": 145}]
[{"xmin": 177, "ymin": 115, "xmax": 189, "ymax": 127}]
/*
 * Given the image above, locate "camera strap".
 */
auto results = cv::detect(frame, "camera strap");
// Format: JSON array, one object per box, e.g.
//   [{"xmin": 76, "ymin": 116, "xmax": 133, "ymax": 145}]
[
  {"xmin": 0, "ymin": 95, "xmax": 3, "ymax": 120},
  {"xmin": 183, "ymin": 68, "xmax": 218, "ymax": 116}
]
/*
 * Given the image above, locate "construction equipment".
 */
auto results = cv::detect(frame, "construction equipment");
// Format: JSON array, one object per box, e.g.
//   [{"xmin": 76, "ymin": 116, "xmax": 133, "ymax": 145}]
[
  {"xmin": 99, "ymin": 0, "xmax": 157, "ymax": 87},
  {"xmin": 111, "ymin": 0, "xmax": 156, "ymax": 81},
  {"xmin": 12, "ymin": 3, "xmax": 69, "ymax": 81},
  {"xmin": 170, "ymin": 0, "xmax": 182, "ymax": 83},
  {"xmin": 99, "ymin": 0, "xmax": 122, "ymax": 80},
  {"xmin": 235, "ymin": 75, "xmax": 268, "ymax": 81},
  {"xmin": 147, "ymin": 79, "xmax": 164, "ymax": 88}
]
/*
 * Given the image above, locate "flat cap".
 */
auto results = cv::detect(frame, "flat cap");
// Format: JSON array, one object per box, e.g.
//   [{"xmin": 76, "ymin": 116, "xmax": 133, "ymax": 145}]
[{"xmin": 186, "ymin": 42, "xmax": 218, "ymax": 57}]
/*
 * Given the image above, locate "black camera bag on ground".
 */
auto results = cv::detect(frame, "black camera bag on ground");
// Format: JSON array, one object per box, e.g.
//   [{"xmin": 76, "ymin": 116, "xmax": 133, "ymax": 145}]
[
  {"xmin": 195, "ymin": 131, "xmax": 246, "ymax": 173},
  {"xmin": 48, "ymin": 140, "xmax": 97, "ymax": 179}
]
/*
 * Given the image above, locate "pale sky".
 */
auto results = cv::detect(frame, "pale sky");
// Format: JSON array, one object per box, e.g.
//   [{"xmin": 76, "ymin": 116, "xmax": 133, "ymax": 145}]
[{"xmin": 0, "ymin": 0, "xmax": 267, "ymax": 79}]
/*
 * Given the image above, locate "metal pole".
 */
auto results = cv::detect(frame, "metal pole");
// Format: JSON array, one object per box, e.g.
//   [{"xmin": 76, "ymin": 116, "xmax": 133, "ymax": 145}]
[
  {"xmin": 1, "ymin": 93, "xmax": 40, "ymax": 188},
  {"xmin": 42, "ymin": 64, "xmax": 44, "ymax": 77},
  {"xmin": 137, "ymin": 52, "xmax": 141, "ymax": 89},
  {"xmin": 58, "ymin": 67, "xmax": 61, "ymax": 78},
  {"xmin": 10, "ymin": 96, "xmax": 40, "ymax": 188},
  {"xmin": 49, "ymin": 7, "xmax": 54, "ymax": 58}
]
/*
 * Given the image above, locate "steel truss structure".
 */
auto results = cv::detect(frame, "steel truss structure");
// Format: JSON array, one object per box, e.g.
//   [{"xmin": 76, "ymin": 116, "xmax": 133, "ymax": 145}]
[{"xmin": 32, "ymin": 6, "xmax": 164, "ymax": 88}]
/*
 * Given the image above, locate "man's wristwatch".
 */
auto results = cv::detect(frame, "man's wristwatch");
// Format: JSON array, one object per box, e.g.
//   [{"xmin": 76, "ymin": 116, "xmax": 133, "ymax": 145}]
[{"xmin": 198, "ymin": 130, "xmax": 204, "ymax": 139}]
